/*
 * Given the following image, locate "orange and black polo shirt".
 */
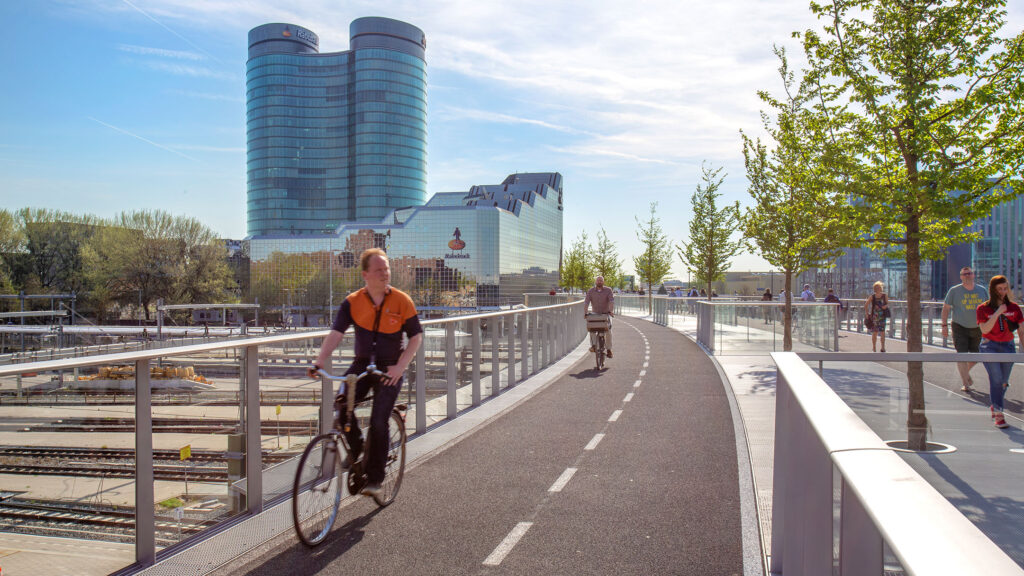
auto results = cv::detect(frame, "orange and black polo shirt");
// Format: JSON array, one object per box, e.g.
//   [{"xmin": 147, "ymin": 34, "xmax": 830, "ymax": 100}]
[{"xmin": 331, "ymin": 286, "xmax": 422, "ymax": 366}]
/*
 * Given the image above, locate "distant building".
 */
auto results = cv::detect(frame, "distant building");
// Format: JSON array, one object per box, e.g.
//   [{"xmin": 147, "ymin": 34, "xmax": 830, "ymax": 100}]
[
  {"xmin": 799, "ymin": 185, "xmax": 1023, "ymax": 299},
  {"xmin": 246, "ymin": 18, "xmax": 427, "ymax": 236},
  {"xmin": 249, "ymin": 173, "xmax": 564, "ymax": 309}
]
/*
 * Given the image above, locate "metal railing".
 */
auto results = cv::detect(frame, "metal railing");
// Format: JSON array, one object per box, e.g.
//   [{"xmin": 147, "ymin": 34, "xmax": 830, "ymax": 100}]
[
  {"xmin": 0, "ymin": 300, "xmax": 587, "ymax": 575},
  {"xmin": 771, "ymin": 351, "xmax": 1024, "ymax": 575}
]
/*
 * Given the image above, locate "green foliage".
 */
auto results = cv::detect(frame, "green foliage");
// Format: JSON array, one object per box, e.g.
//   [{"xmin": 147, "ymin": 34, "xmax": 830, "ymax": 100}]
[
  {"xmin": 591, "ymin": 227, "xmax": 622, "ymax": 288},
  {"xmin": 799, "ymin": 0, "xmax": 1024, "ymax": 447},
  {"xmin": 159, "ymin": 497, "xmax": 185, "ymax": 509},
  {"xmin": 677, "ymin": 165, "xmax": 744, "ymax": 297},
  {"xmin": 633, "ymin": 203, "xmax": 674, "ymax": 299},
  {"xmin": 741, "ymin": 47, "xmax": 851, "ymax": 349},
  {"xmin": 560, "ymin": 232, "xmax": 593, "ymax": 293}
]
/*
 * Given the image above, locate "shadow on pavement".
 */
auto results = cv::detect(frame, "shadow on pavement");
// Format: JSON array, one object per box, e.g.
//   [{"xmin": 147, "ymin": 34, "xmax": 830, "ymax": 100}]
[
  {"xmin": 240, "ymin": 507, "xmax": 384, "ymax": 576},
  {"xmin": 923, "ymin": 452, "xmax": 1024, "ymax": 563}
]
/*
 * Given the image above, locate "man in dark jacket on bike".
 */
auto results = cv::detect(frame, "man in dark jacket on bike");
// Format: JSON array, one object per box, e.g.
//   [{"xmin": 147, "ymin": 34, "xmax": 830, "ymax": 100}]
[{"xmin": 584, "ymin": 276, "xmax": 615, "ymax": 358}]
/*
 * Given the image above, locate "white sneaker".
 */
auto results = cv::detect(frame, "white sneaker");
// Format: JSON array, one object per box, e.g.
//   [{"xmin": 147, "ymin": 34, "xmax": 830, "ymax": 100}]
[{"xmin": 361, "ymin": 481, "xmax": 382, "ymax": 497}]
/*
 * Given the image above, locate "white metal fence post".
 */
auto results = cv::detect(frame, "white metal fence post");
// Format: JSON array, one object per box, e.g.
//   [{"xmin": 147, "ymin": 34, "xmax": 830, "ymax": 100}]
[
  {"xmin": 244, "ymin": 345, "xmax": 262, "ymax": 514},
  {"xmin": 135, "ymin": 358, "xmax": 155, "ymax": 566},
  {"xmin": 446, "ymin": 323, "xmax": 456, "ymax": 419},
  {"xmin": 471, "ymin": 318, "xmax": 481, "ymax": 406}
]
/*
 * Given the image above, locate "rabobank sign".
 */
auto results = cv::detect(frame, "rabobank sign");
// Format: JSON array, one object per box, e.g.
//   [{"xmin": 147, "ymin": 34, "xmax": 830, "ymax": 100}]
[{"xmin": 295, "ymin": 27, "xmax": 318, "ymax": 46}]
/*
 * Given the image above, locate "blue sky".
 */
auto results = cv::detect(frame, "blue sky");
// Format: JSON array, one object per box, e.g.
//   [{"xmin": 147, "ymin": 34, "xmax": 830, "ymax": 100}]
[{"xmin": 2, "ymin": 1, "xmax": 1021, "ymax": 281}]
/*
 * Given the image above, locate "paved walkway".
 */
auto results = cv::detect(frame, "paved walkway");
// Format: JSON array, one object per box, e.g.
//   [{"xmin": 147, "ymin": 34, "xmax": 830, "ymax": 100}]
[
  {"xmin": 212, "ymin": 317, "xmax": 754, "ymax": 576},
  {"xmin": 656, "ymin": 312, "xmax": 1024, "ymax": 568}
]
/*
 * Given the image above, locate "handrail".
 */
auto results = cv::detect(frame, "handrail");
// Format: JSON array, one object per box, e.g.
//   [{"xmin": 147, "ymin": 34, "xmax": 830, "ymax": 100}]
[
  {"xmin": 0, "ymin": 300, "xmax": 582, "ymax": 378},
  {"xmin": 0, "ymin": 298, "xmax": 588, "ymax": 574},
  {"xmin": 771, "ymin": 352, "xmax": 1024, "ymax": 575}
]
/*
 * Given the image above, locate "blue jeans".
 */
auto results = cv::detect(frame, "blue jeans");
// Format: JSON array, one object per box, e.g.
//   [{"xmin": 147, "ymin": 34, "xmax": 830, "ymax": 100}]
[{"xmin": 981, "ymin": 339, "xmax": 1016, "ymax": 412}]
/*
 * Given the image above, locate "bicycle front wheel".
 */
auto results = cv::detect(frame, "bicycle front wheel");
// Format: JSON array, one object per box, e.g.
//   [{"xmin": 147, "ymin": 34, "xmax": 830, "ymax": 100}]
[
  {"xmin": 293, "ymin": 433, "xmax": 344, "ymax": 546},
  {"xmin": 372, "ymin": 410, "xmax": 407, "ymax": 507}
]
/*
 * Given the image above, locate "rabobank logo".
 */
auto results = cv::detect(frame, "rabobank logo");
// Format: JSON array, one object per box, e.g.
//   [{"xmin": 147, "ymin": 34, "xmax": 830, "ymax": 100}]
[
  {"xmin": 445, "ymin": 227, "xmax": 469, "ymax": 259},
  {"xmin": 281, "ymin": 27, "xmax": 292, "ymax": 37},
  {"xmin": 448, "ymin": 227, "xmax": 466, "ymax": 250}
]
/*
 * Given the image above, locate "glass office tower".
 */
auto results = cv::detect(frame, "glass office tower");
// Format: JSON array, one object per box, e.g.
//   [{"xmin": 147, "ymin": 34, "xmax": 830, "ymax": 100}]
[{"xmin": 246, "ymin": 18, "xmax": 427, "ymax": 236}]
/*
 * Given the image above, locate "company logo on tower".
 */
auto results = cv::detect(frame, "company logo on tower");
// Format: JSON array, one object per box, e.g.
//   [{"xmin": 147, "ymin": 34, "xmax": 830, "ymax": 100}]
[
  {"xmin": 446, "ymin": 227, "xmax": 469, "ymax": 259},
  {"xmin": 448, "ymin": 227, "xmax": 466, "ymax": 250},
  {"xmin": 281, "ymin": 28, "xmax": 292, "ymax": 37}
]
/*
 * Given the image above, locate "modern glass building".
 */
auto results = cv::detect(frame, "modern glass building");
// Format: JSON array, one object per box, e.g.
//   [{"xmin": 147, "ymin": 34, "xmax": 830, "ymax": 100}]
[
  {"xmin": 246, "ymin": 18, "xmax": 427, "ymax": 236},
  {"xmin": 249, "ymin": 173, "xmax": 563, "ymax": 317},
  {"xmin": 799, "ymin": 186, "xmax": 1023, "ymax": 300}
]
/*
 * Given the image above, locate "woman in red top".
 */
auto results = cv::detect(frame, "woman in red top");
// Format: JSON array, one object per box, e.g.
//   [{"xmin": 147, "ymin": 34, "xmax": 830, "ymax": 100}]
[{"xmin": 976, "ymin": 275, "xmax": 1024, "ymax": 429}]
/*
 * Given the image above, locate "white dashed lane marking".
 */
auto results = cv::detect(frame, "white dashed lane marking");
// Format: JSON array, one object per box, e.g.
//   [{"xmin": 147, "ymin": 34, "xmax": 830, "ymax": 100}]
[
  {"xmin": 584, "ymin": 433, "xmax": 605, "ymax": 450},
  {"xmin": 548, "ymin": 467, "xmax": 578, "ymax": 492},
  {"xmin": 624, "ymin": 393, "xmax": 634, "ymax": 402},
  {"xmin": 639, "ymin": 370, "xmax": 646, "ymax": 377},
  {"xmin": 483, "ymin": 522, "xmax": 534, "ymax": 566},
  {"xmin": 609, "ymin": 410, "xmax": 622, "ymax": 422}
]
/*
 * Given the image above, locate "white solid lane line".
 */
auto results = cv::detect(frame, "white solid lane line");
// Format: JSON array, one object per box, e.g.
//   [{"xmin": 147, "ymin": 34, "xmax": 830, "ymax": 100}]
[
  {"xmin": 584, "ymin": 433, "xmax": 605, "ymax": 450},
  {"xmin": 483, "ymin": 522, "xmax": 534, "ymax": 566},
  {"xmin": 609, "ymin": 410, "xmax": 622, "ymax": 422},
  {"xmin": 549, "ymin": 467, "xmax": 578, "ymax": 492}
]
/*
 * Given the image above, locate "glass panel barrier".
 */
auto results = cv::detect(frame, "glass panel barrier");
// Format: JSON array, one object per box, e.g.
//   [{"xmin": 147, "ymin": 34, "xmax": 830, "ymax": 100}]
[
  {"xmin": 0, "ymin": 366, "xmax": 137, "ymax": 575},
  {"xmin": 811, "ymin": 353, "xmax": 1024, "ymax": 568}
]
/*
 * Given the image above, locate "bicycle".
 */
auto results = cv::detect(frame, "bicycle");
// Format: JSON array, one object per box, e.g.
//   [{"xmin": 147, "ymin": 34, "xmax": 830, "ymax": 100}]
[
  {"xmin": 292, "ymin": 365, "xmax": 407, "ymax": 547},
  {"xmin": 586, "ymin": 313, "xmax": 610, "ymax": 370}
]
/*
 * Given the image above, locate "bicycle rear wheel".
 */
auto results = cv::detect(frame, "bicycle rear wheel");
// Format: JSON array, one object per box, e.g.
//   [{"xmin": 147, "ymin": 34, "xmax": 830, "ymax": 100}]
[
  {"xmin": 596, "ymin": 333, "xmax": 605, "ymax": 370},
  {"xmin": 293, "ymin": 434, "xmax": 344, "ymax": 546},
  {"xmin": 372, "ymin": 410, "xmax": 407, "ymax": 507}
]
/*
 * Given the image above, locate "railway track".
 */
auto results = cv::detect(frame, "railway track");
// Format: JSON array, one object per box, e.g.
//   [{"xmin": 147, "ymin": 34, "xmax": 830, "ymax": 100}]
[
  {"xmin": 0, "ymin": 446, "xmax": 295, "ymax": 464},
  {"xmin": 0, "ymin": 497, "xmax": 219, "ymax": 545},
  {"xmin": 0, "ymin": 462, "xmax": 229, "ymax": 482},
  {"xmin": 16, "ymin": 416, "xmax": 320, "ymax": 435}
]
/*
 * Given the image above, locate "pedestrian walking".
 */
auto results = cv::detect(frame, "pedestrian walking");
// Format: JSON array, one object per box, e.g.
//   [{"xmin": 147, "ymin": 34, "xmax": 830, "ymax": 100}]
[
  {"xmin": 976, "ymin": 275, "xmax": 1024, "ymax": 429},
  {"xmin": 864, "ymin": 281, "xmax": 890, "ymax": 352},
  {"xmin": 800, "ymin": 284, "xmax": 816, "ymax": 301},
  {"xmin": 761, "ymin": 288, "xmax": 773, "ymax": 324},
  {"xmin": 941, "ymin": 266, "xmax": 988, "ymax": 391}
]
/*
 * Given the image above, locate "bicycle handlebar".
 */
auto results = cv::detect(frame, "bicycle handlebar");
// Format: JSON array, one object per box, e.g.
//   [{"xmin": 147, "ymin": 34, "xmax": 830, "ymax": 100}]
[{"xmin": 312, "ymin": 365, "xmax": 389, "ymax": 394}]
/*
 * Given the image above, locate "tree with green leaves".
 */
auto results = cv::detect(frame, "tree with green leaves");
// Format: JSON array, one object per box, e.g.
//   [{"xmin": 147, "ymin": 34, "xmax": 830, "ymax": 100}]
[
  {"xmin": 742, "ymin": 46, "xmax": 850, "ymax": 351},
  {"xmin": 85, "ymin": 210, "xmax": 236, "ymax": 321},
  {"xmin": 678, "ymin": 164, "xmax": 745, "ymax": 300},
  {"xmin": 633, "ymin": 203, "xmax": 673, "ymax": 311},
  {"xmin": 592, "ymin": 226, "xmax": 623, "ymax": 288},
  {"xmin": 800, "ymin": 0, "xmax": 1024, "ymax": 449},
  {"xmin": 561, "ymin": 232, "xmax": 593, "ymax": 293}
]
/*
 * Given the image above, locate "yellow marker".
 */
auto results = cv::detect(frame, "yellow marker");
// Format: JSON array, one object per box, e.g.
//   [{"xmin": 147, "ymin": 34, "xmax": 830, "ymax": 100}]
[
  {"xmin": 179, "ymin": 445, "xmax": 191, "ymax": 461},
  {"xmin": 276, "ymin": 405, "xmax": 282, "ymax": 415}
]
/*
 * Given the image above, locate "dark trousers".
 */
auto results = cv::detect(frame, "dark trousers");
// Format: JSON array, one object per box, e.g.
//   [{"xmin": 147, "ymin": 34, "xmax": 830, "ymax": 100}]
[{"xmin": 337, "ymin": 365, "xmax": 400, "ymax": 484}]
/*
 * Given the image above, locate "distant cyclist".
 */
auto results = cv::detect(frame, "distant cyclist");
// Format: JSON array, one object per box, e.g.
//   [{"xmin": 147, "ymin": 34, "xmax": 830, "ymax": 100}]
[
  {"xmin": 584, "ymin": 276, "xmax": 615, "ymax": 358},
  {"xmin": 309, "ymin": 248, "xmax": 423, "ymax": 497}
]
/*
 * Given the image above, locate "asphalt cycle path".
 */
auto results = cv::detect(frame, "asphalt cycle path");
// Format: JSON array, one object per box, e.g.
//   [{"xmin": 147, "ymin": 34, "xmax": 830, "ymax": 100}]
[{"xmin": 218, "ymin": 317, "xmax": 744, "ymax": 575}]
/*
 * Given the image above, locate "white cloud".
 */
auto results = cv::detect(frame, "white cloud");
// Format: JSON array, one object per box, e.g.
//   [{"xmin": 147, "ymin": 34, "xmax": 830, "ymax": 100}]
[{"xmin": 117, "ymin": 43, "xmax": 205, "ymax": 60}]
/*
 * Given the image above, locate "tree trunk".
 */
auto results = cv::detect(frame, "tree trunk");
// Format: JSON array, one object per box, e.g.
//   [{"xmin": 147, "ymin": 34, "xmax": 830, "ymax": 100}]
[
  {"xmin": 906, "ymin": 216, "xmax": 927, "ymax": 450},
  {"xmin": 783, "ymin": 272, "xmax": 793, "ymax": 351}
]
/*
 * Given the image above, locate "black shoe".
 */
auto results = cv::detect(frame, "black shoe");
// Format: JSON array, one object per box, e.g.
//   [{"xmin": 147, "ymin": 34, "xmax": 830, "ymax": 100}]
[{"xmin": 605, "ymin": 349, "xmax": 612, "ymax": 358}]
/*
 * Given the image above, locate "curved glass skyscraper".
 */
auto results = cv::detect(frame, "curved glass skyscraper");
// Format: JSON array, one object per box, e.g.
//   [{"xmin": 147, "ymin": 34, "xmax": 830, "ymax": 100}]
[{"xmin": 246, "ymin": 18, "xmax": 427, "ymax": 236}]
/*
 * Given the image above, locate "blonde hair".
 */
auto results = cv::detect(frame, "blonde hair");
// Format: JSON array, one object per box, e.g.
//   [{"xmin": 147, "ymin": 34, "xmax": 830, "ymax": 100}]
[
  {"xmin": 360, "ymin": 248, "xmax": 387, "ymax": 271},
  {"xmin": 872, "ymin": 281, "xmax": 884, "ymax": 291}
]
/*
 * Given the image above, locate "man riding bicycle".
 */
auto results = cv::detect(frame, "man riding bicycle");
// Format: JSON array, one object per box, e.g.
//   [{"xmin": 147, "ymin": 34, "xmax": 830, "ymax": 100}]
[
  {"xmin": 584, "ymin": 276, "xmax": 615, "ymax": 358},
  {"xmin": 309, "ymin": 248, "xmax": 423, "ymax": 498}
]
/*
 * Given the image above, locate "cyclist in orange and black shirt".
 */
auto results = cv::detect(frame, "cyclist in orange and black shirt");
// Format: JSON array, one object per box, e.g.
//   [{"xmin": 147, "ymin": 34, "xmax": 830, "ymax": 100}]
[{"xmin": 310, "ymin": 248, "xmax": 423, "ymax": 497}]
